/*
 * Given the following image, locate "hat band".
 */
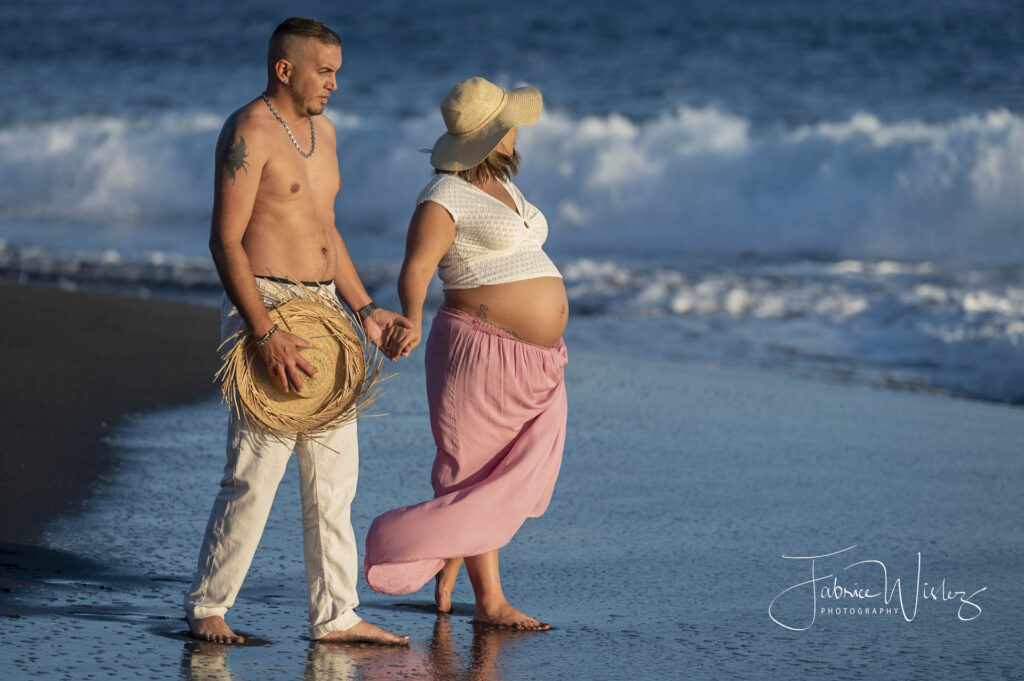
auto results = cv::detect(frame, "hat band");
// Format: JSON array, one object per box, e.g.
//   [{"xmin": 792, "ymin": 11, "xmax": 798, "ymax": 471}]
[{"xmin": 449, "ymin": 90, "xmax": 507, "ymax": 138}]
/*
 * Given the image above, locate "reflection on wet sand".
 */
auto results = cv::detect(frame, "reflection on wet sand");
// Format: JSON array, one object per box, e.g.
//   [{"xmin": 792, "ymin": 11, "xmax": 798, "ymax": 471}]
[
  {"xmin": 178, "ymin": 615, "xmax": 534, "ymax": 681},
  {"xmin": 305, "ymin": 637, "xmax": 414, "ymax": 681},
  {"xmin": 179, "ymin": 640, "xmax": 235, "ymax": 681},
  {"xmin": 428, "ymin": 616, "xmax": 531, "ymax": 681}
]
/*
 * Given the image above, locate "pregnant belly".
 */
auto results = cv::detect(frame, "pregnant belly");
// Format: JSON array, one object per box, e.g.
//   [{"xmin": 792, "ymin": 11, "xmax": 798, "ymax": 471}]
[{"xmin": 444, "ymin": 277, "xmax": 569, "ymax": 347}]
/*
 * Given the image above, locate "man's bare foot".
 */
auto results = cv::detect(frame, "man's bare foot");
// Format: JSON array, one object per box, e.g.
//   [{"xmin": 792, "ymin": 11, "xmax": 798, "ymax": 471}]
[
  {"xmin": 434, "ymin": 558, "xmax": 462, "ymax": 613},
  {"xmin": 472, "ymin": 602, "xmax": 550, "ymax": 631},
  {"xmin": 187, "ymin": 615, "xmax": 245, "ymax": 644},
  {"xmin": 316, "ymin": 620, "xmax": 410, "ymax": 645}
]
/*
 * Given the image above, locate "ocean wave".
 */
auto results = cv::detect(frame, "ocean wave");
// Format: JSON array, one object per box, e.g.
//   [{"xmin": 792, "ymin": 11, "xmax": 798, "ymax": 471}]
[
  {"xmin": 2, "ymin": 106, "xmax": 1023, "ymax": 263},
  {"xmin": 0, "ymin": 113, "xmax": 222, "ymax": 222},
  {"xmin": 559, "ymin": 255, "xmax": 1024, "ymax": 404},
  {"xmin": 517, "ymin": 107, "xmax": 1024, "ymax": 263},
  {"xmin": 3, "ymin": 241, "xmax": 1020, "ymax": 404}
]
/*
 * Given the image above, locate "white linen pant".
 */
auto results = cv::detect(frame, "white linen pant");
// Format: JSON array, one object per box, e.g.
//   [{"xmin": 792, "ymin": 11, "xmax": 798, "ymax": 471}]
[{"xmin": 184, "ymin": 280, "xmax": 362, "ymax": 638}]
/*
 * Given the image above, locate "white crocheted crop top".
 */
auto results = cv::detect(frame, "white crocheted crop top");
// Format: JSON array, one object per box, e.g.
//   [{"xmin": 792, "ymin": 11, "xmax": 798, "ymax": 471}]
[{"xmin": 416, "ymin": 173, "xmax": 562, "ymax": 290}]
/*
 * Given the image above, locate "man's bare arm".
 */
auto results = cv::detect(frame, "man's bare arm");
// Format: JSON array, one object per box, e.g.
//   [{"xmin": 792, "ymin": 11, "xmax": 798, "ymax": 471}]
[
  {"xmin": 317, "ymin": 118, "xmax": 372, "ymax": 316},
  {"xmin": 209, "ymin": 112, "xmax": 315, "ymax": 391},
  {"xmin": 329, "ymin": 227, "xmax": 373, "ymax": 313},
  {"xmin": 210, "ymin": 114, "xmax": 275, "ymax": 336},
  {"xmin": 329, "ymin": 227, "xmax": 411, "ymax": 360}
]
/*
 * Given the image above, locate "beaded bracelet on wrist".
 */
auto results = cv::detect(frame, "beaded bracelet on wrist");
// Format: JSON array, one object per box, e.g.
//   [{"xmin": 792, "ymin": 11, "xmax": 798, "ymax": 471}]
[{"xmin": 254, "ymin": 323, "xmax": 279, "ymax": 348}]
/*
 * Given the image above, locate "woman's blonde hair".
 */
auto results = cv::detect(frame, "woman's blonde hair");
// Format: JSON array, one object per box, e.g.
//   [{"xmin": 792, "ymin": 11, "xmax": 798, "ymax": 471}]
[{"xmin": 437, "ymin": 148, "xmax": 520, "ymax": 184}]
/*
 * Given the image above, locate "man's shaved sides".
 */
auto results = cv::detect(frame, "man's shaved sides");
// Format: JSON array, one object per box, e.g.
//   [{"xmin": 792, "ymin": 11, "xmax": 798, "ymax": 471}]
[{"xmin": 268, "ymin": 17, "xmax": 341, "ymax": 75}]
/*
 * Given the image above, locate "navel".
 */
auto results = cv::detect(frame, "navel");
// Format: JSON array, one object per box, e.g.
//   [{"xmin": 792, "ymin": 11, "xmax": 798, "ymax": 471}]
[{"xmin": 290, "ymin": 183, "xmax": 300, "ymax": 193}]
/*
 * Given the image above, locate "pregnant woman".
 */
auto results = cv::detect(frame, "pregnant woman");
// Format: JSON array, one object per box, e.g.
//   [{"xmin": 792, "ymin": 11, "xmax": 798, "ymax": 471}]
[{"xmin": 364, "ymin": 77, "xmax": 568, "ymax": 631}]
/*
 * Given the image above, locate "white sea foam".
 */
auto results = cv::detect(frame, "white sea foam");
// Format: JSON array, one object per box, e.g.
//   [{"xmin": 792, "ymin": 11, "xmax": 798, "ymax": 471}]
[
  {"xmin": 0, "ymin": 113, "xmax": 220, "ymax": 223},
  {"xmin": 2, "ymin": 106, "xmax": 1023, "ymax": 263},
  {"xmin": 3, "ymin": 239, "xmax": 1020, "ymax": 403},
  {"xmin": 556, "ymin": 255, "xmax": 1024, "ymax": 402}
]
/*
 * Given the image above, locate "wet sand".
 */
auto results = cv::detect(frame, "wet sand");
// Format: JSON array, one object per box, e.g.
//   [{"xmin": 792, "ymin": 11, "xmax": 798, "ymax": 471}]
[
  {"xmin": 0, "ymin": 282, "xmax": 219, "ymax": 544},
  {"xmin": 1, "ymin": 289, "xmax": 1022, "ymax": 679}
]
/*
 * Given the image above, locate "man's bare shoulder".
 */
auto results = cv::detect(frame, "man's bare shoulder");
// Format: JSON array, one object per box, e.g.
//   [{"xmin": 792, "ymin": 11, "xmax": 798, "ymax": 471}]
[
  {"xmin": 214, "ymin": 100, "xmax": 279, "ymax": 181},
  {"xmin": 219, "ymin": 101, "xmax": 277, "ymax": 149},
  {"xmin": 317, "ymin": 112, "xmax": 338, "ymax": 144}
]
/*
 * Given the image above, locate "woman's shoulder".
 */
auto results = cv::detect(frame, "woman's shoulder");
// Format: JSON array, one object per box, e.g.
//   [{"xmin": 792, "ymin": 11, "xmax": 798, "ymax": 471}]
[{"xmin": 417, "ymin": 173, "xmax": 467, "ymax": 204}]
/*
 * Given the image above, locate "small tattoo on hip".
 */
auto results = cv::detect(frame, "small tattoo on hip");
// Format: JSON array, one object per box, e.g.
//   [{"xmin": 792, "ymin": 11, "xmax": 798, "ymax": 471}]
[{"xmin": 476, "ymin": 304, "xmax": 521, "ymax": 339}]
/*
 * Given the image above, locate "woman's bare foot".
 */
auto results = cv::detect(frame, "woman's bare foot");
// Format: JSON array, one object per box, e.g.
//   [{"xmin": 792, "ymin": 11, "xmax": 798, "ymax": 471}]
[
  {"xmin": 187, "ymin": 615, "xmax": 245, "ymax": 644},
  {"xmin": 435, "ymin": 576, "xmax": 452, "ymax": 613},
  {"xmin": 472, "ymin": 602, "xmax": 550, "ymax": 631},
  {"xmin": 316, "ymin": 620, "xmax": 410, "ymax": 645},
  {"xmin": 434, "ymin": 558, "xmax": 462, "ymax": 613}
]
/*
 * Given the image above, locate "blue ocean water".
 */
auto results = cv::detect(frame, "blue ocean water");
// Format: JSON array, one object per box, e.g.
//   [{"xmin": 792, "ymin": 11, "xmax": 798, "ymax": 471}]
[{"xmin": 1, "ymin": 0, "xmax": 1023, "ymax": 402}]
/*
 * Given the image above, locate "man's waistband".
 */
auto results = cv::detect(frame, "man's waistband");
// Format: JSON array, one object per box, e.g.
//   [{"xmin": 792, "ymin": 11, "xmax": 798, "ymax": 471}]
[{"xmin": 255, "ymin": 274, "xmax": 334, "ymax": 288}]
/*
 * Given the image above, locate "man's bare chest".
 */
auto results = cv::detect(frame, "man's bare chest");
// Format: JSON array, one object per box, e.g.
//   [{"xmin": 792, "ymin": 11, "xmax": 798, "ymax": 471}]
[{"xmin": 258, "ymin": 144, "xmax": 340, "ymax": 206}]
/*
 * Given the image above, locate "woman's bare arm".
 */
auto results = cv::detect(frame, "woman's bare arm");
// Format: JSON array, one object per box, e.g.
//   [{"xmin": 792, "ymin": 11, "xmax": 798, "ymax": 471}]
[{"xmin": 387, "ymin": 201, "xmax": 456, "ymax": 356}]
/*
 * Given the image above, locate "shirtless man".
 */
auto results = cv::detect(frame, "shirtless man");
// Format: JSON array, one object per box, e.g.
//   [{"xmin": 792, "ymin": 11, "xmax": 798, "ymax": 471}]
[{"xmin": 183, "ymin": 17, "xmax": 410, "ymax": 645}]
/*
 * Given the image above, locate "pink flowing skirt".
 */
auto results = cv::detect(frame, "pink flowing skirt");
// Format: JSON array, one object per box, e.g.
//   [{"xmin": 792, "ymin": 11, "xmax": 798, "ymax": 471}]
[{"xmin": 364, "ymin": 305, "xmax": 568, "ymax": 595}]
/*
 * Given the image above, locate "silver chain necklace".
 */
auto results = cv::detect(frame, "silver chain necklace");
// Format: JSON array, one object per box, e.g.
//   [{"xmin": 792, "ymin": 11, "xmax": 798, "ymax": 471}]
[{"xmin": 261, "ymin": 93, "xmax": 315, "ymax": 158}]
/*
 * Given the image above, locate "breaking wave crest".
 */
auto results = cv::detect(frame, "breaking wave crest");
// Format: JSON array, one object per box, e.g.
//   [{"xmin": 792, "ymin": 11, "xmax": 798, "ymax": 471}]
[{"xmin": 2, "ymin": 106, "xmax": 1023, "ymax": 263}]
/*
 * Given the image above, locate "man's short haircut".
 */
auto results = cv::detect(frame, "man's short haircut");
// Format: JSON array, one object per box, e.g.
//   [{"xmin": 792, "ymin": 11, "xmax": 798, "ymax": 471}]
[{"xmin": 268, "ymin": 17, "xmax": 341, "ymax": 72}]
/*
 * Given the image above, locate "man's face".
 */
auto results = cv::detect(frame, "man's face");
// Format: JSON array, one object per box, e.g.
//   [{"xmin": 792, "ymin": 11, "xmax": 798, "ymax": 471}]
[{"xmin": 287, "ymin": 39, "xmax": 341, "ymax": 116}]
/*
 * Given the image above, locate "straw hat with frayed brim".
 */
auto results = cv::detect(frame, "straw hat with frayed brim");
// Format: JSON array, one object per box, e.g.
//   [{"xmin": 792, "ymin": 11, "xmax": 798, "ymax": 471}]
[
  {"xmin": 430, "ymin": 77, "xmax": 543, "ymax": 171},
  {"xmin": 215, "ymin": 279, "xmax": 388, "ymax": 438}
]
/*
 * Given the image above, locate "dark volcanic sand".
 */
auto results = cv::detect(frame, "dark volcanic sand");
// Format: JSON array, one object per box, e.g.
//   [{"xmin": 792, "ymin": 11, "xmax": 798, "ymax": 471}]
[{"xmin": 0, "ymin": 282, "xmax": 219, "ymax": 544}]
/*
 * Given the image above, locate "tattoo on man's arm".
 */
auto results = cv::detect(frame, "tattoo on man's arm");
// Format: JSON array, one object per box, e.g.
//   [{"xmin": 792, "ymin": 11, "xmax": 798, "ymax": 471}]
[
  {"xmin": 475, "ymin": 304, "xmax": 521, "ymax": 339},
  {"xmin": 224, "ymin": 136, "xmax": 249, "ymax": 182},
  {"xmin": 216, "ymin": 122, "xmax": 249, "ymax": 183}
]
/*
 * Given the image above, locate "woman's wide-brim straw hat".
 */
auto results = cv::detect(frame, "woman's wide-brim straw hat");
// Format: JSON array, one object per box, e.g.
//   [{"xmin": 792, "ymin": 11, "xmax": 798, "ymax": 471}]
[
  {"xmin": 430, "ymin": 76, "xmax": 543, "ymax": 171},
  {"xmin": 215, "ymin": 281, "xmax": 385, "ymax": 437}
]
